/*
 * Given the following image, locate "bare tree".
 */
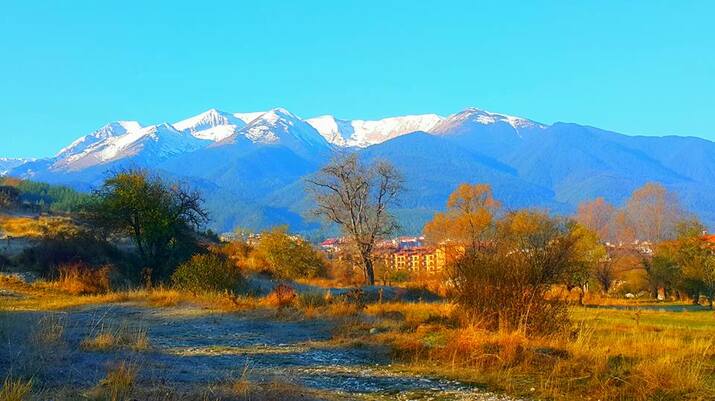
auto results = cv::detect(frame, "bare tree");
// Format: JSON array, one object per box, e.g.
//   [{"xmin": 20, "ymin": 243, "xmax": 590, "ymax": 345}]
[
  {"xmin": 624, "ymin": 182, "xmax": 685, "ymax": 242},
  {"xmin": 575, "ymin": 197, "xmax": 615, "ymax": 242},
  {"xmin": 306, "ymin": 154, "xmax": 403, "ymax": 285}
]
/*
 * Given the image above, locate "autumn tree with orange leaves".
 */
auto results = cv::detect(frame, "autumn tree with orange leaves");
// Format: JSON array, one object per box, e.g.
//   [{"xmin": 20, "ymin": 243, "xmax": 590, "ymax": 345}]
[{"xmin": 423, "ymin": 183, "xmax": 500, "ymax": 249}]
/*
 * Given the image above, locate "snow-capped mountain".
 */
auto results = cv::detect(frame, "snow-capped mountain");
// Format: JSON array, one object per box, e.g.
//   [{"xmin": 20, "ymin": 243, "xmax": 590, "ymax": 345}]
[
  {"xmin": 54, "ymin": 123, "xmax": 209, "ymax": 171},
  {"xmin": 6, "ymin": 105, "xmax": 715, "ymax": 234},
  {"xmin": 233, "ymin": 111, "xmax": 267, "ymax": 125},
  {"xmin": 430, "ymin": 108, "xmax": 545, "ymax": 137},
  {"xmin": 307, "ymin": 114, "xmax": 443, "ymax": 147},
  {"xmin": 26, "ymin": 108, "xmax": 544, "ymax": 177},
  {"xmin": 220, "ymin": 108, "xmax": 332, "ymax": 158},
  {"xmin": 0, "ymin": 158, "xmax": 32, "ymax": 176},
  {"xmin": 174, "ymin": 109, "xmax": 246, "ymax": 142},
  {"xmin": 57, "ymin": 121, "xmax": 142, "ymax": 158}
]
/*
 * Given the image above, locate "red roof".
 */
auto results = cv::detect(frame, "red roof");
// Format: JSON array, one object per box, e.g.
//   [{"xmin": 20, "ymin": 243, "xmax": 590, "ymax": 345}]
[{"xmin": 320, "ymin": 238, "xmax": 339, "ymax": 246}]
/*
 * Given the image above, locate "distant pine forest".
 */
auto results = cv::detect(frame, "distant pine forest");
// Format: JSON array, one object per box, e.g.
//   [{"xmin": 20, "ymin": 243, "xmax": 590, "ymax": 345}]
[{"xmin": 0, "ymin": 177, "xmax": 89, "ymax": 213}]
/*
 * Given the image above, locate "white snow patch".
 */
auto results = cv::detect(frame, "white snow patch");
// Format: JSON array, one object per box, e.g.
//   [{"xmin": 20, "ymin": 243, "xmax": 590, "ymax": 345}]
[{"xmin": 307, "ymin": 114, "xmax": 443, "ymax": 147}]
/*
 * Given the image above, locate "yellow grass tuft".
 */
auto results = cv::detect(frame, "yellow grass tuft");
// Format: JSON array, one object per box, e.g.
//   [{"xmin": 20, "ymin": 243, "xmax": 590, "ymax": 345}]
[
  {"xmin": 81, "ymin": 326, "xmax": 151, "ymax": 352},
  {"xmin": 32, "ymin": 314, "xmax": 65, "ymax": 346},
  {"xmin": 55, "ymin": 263, "xmax": 111, "ymax": 295},
  {"xmin": 0, "ymin": 377, "xmax": 32, "ymax": 401},
  {"xmin": 88, "ymin": 362, "xmax": 137, "ymax": 401}
]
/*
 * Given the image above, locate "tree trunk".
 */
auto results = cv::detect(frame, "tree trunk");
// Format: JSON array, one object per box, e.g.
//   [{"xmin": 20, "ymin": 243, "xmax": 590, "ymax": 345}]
[
  {"xmin": 657, "ymin": 287, "xmax": 666, "ymax": 301},
  {"xmin": 362, "ymin": 254, "xmax": 375, "ymax": 286}
]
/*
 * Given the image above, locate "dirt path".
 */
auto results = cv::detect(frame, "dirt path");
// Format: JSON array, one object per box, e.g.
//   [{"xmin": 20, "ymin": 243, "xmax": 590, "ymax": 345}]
[{"xmin": 0, "ymin": 303, "xmax": 520, "ymax": 400}]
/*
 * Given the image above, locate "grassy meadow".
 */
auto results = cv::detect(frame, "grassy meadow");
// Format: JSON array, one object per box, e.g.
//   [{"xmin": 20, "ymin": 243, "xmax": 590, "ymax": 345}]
[{"xmin": 1, "ymin": 273, "xmax": 713, "ymax": 401}]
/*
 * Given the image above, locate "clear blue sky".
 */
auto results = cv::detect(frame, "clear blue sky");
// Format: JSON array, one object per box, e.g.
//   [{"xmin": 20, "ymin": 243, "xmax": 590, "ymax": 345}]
[{"xmin": 1, "ymin": 0, "xmax": 713, "ymax": 158}]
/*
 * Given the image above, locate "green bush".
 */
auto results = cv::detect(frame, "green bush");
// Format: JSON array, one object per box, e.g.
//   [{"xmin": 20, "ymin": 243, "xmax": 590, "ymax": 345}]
[
  {"xmin": 252, "ymin": 227, "xmax": 327, "ymax": 279},
  {"xmin": 171, "ymin": 253, "xmax": 243, "ymax": 294}
]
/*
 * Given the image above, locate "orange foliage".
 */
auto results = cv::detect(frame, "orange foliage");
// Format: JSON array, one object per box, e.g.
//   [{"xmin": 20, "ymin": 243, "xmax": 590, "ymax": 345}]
[
  {"xmin": 57, "ymin": 263, "xmax": 112, "ymax": 295},
  {"xmin": 424, "ymin": 183, "xmax": 500, "ymax": 247}
]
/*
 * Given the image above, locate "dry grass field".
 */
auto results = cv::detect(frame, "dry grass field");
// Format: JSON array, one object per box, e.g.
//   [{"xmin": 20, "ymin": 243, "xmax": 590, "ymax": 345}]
[{"xmin": 1, "ymin": 273, "xmax": 713, "ymax": 401}]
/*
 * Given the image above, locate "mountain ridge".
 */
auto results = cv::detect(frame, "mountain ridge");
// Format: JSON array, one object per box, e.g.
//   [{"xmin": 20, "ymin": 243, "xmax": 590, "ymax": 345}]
[{"xmin": 4, "ymin": 106, "xmax": 715, "ymax": 234}]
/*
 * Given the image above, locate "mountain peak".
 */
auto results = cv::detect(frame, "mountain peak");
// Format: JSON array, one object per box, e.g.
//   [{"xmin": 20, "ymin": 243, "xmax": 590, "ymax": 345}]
[
  {"xmin": 436, "ymin": 107, "xmax": 546, "ymax": 133},
  {"xmin": 238, "ymin": 108, "xmax": 310, "ymax": 145},
  {"xmin": 262, "ymin": 108, "xmax": 300, "ymax": 122},
  {"xmin": 57, "ymin": 120, "xmax": 142, "ymax": 158},
  {"xmin": 54, "ymin": 122, "xmax": 208, "ymax": 171},
  {"xmin": 209, "ymin": 107, "xmax": 332, "ymax": 160},
  {"xmin": 146, "ymin": 122, "xmax": 181, "ymax": 135},
  {"xmin": 306, "ymin": 113, "xmax": 443, "ymax": 148},
  {"xmin": 174, "ymin": 109, "xmax": 245, "ymax": 142}
]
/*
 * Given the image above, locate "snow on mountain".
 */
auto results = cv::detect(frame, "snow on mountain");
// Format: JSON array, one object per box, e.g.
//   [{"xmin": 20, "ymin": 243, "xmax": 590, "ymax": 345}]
[
  {"xmin": 54, "ymin": 123, "xmax": 209, "ymax": 171},
  {"xmin": 223, "ymin": 108, "xmax": 331, "ymax": 154},
  {"xmin": 6, "ymin": 105, "xmax": 715, "ymax": 232},
  {"xmin": 431, "ymin": 108, "xmax": 546, "ymax": 137},
  {"xmin": 233, "ymin": 111, "xmax": 267, "ymax": 125},
  {"xmin": 174, "ymin": 108, "xmax": 245, "ymax": 141},
  {"xmin": 307, "ymin": 114, "xmax": 443, "ymax": 147},
  {"xmin": 57, "ymin": 121, "xmax": 142, "ymax": 158},
  {"xmin": 0, "ymin": 158, "xmax": 32, "ymax": 175},
  {"xmin": 305, "ymin": 116, "xmax": 357, "ymax": 147}
]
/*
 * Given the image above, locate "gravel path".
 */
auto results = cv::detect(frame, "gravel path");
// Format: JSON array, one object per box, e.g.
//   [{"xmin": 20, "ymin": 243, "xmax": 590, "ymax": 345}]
[{"xmin": 0, "ymin": 304, "xmax": 520, "ymax": 400}]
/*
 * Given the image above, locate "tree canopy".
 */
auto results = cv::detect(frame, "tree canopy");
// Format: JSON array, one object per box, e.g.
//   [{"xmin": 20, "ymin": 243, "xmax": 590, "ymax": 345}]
[
  {"xmin": 423, "ymin": 183, "xmax": 500, "ymax": 249},
  {"xmin": 88, "ymin": 170, "xmax": 208, "ymax": 283}
]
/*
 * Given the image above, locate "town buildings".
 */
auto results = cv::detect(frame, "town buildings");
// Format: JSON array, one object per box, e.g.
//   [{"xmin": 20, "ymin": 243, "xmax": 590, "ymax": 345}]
[{"xmin": 320, "ymin": 235, "xmax": 461, "ymax": 274}]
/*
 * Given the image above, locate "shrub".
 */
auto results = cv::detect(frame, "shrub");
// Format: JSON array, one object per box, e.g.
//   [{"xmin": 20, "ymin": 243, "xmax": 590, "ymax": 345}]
[
  {"xmin": 251, "ymin": 227, "xmax": 327, "ymax": 279},
  {"xmin": 218, "ymin": 240, "xmax": 253, "ymax": 269},
  {"xmin": 266, "ymin": 283, "xmax": 297, "ymax": 309},
  {"xmin": 342, "ymin": 288, "xmax": 367, "ymax": 310},
  {"xmin": 298, "ymin": 292, "xmax": 329, "ymax": 309},
  {"xmin": 16, "ymin": 230, "xmax": 121, "ymax": 278},
  {"xmin": 451, "ymin": 212, "xmax": 577, "ymax": 335},
  {"xmin": 326, "ymin": 258, "xmax": 362, "ymax": 286},
  {"xmin": 56, "ymin": 263, "xmax": 111, "ymax": 295},
  {"xmin": 171, "ymin": 253, "xmax": 243, "ymax": 294}
]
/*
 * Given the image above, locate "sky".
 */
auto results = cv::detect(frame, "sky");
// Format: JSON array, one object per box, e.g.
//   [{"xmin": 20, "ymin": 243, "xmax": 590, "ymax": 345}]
[{"xmin": 0, "ymin": 0, "xmax": 713, "ymax": 158}]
